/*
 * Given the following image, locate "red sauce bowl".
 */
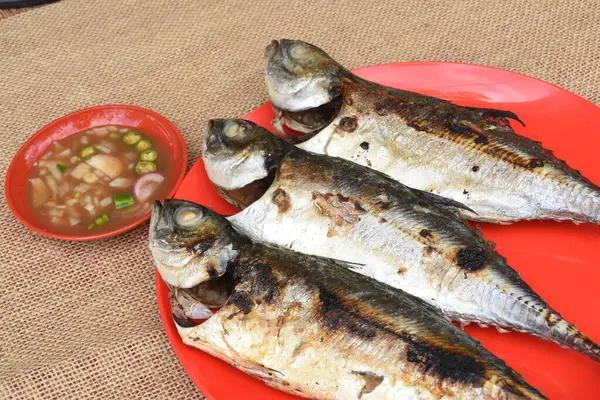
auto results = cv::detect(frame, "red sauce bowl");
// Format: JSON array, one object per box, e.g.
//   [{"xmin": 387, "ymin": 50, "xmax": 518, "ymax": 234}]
[{"xmin": 5, "ymin": 105, "xmax": 188, "ymax": 241}]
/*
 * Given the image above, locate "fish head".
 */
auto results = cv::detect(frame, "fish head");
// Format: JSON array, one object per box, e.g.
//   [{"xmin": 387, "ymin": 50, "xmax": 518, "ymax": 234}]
[
  {"xmin": 203, "ymin": 119, "xmax": 287, "ymax": 193},
  {"xmin": 265, "ymin": 39, "xmax": 343, "ymax": 112},
  {"xmin": 149, "ymin": 200, "xmax": 241, "ymax": 288}
]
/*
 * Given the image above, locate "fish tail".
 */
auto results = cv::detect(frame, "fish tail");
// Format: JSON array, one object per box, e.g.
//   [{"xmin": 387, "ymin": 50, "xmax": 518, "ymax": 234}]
[
  {"xmin": 552, "ymin": 316, "xmax": 600, "ymax": 362},
  {"xmin": 495, "ymin": 275, "xmax": 600, "ymax": 362},
  {"xmin": 529, "ymin": 305, "xmax": 600, "ymax": 362}
]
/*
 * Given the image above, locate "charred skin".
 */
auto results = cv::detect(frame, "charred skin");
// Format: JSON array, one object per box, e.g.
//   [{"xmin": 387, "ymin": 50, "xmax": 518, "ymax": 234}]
[
  {"xmin": 153, "ymin": 204, "xmax": 544, "ymax": 399},
  {"xmin": 266, "ymin": 40, "xmax": 600, "ymax": 223},
  {"xmin": 201, "ymin": 119, "xmax": 600, "ymax": 362}
]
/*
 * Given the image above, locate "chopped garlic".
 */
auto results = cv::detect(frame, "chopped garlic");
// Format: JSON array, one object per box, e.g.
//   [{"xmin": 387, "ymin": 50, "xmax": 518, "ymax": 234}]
[{"xmin": 83, "ymin": 171, "xmax": 99, "ymax": 184}]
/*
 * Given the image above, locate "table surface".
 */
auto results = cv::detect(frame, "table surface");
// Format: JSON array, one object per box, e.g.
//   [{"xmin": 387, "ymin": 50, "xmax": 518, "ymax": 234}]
[{"xmin": 1, "ymin": 1, "xmax": 600, "ymax": 399}]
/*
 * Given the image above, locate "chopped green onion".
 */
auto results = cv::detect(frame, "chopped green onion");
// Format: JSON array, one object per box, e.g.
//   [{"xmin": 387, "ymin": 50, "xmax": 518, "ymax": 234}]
[
  {"xmin": 79, "ymin": 145, "xmax": 97, "ymax": 159},
  {"xmin": 74, "ymin": 192, "xmax": 81, "ymax": 199},
  {"xmin": 140, "ymin": 149, "xmax": 157, "ymax": 162},
  {"xmin": 94, "ymin": 214, "xmax": 109, "ymax": 226},
  {"xmin": 87, "ymin": 223, "xmax": 95, "ymax": 230},
  {"xmin": 135, "ymin": 161, "xmax": 157, "ymax": 175},
  {"xmin": 57, "ymin": 164, "xmax": 67, "ymax": 173},
  {"xmin": 115, "ymin": 193, "xmax": 135, "ymax": 209},
  {"xmin": 123, "ymin": 131, "xmax": 142, "ymax": 145},
  {"xmin": 136, "ymin": 139, "xmax": 152, "ymax": 152}
]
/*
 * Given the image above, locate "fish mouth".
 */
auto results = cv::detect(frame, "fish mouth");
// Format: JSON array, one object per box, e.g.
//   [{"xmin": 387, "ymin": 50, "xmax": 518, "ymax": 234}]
[
  {"xmin": 170, "ymin": 272, "xmax": 235, "ymax": 329},
  {"xmin": 272, "ymin": 95, "xmax": 343, "ymax": 143},
  {"xmin": 149, "ymin": 200, "xmax": 179, "ymax": 254},
  {"xmin": 203, "ymin": 119, "xmax": 226, "ymax": 155},
  {"xmin": 265, "ymin": 39, "xmax": 280, "ymax": 62},
  {"xmin": 151, "ymin": 200, "xmax": 163, "ymax": 227},
  {"xmin": 265, "ymin": 39, "xmax": 294, "ymax": 80},
  {"xmin": 150, "ymin": 200, "xmax": 165, "ymax": 242}
]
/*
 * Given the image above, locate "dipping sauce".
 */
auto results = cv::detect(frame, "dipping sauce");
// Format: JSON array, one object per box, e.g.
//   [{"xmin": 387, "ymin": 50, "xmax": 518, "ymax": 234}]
[{"xmin": 26, "ymin": 125, "xmax": 172, "ymax": 235}]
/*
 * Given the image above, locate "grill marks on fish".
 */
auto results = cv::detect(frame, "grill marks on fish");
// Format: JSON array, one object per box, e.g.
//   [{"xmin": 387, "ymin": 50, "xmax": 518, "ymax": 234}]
[
  {"xmin": 231, "ymin": 257, "xmax": 283, "ymax": 313},
  {"xmin": 341, "ymin": 78, "xmax": 553, "ymax": 172},
  {"xmin": 226, "ymin": 256, "xmax": 283, "ymax": 316},
  {"xmin": 405, "ymin": 337, "xmax": 484, "ymax": 385},
  {"xmin": 277, "ymin": 154, "xmax": 332, "ymax": 186},
  {"xmin": 317, "ymin": 283, "xmax": 377, "ymax": 340},
  {"xmin": 316, "ymin": 283, "xmax": 489, "ymax": 386},
  {"xmin": 185, "ymin": 234, "xmax": 217, "ymax": 255},
  {"xmin": 312, "ymin": 269, "xmax": 541, "ymax": 398},
  {"xmin": 229, "ymin": 291, "xmax": 253, "ymax": 314}
]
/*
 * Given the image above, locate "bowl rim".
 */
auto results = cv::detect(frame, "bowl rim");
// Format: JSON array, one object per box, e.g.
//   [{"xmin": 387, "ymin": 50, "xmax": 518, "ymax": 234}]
[{"xmin": 4, "ymin": 104, "xmax": 188, "ymax": 241}]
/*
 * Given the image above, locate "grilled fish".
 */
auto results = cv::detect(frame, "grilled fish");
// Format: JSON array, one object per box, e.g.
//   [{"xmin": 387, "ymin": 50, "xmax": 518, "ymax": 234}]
[
  {"xmin": 150, "ymin": 200, "xmax": 545, "ymax": 399},
  {"xmin": 265, "ymin": 39, "xmax": 600, "ymax": 224},
  {"xmin": 202, "ymin": 119, "xmax": 600, "ymax": 362}
]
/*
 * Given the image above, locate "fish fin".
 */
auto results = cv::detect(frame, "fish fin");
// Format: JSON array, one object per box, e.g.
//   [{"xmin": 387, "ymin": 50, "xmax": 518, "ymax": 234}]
[
  {"xmin": 463, "ymin": 106, "xmax": 526, "ymax": 127},
  {"xmin": 417, "ymin": 190, "xmax": 477, "ymax": 216},
  {"xmin": 330, "ymin": 257, "xmax": 366, "ymax": 271}
]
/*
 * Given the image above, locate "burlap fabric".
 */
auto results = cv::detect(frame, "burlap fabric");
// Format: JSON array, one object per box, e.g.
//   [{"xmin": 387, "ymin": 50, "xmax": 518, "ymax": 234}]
[
  {"xmin": 1, "ymin": 1, "xmax": 599, "ymax": 398},
  {"xmin": 0, "ymin": 9, "xmax": 28, "ymax": 20}
]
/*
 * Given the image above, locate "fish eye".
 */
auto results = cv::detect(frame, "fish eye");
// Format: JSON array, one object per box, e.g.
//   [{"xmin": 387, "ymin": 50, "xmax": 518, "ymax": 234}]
[
  {"xmin": 223, "ymin": 121, "xmax": 244, "ymax": 138},
  {"xmin": 175, "ymin": 206, "xmax": 204, "ymax": 228},
  {"xmin": 289, "ymin": 43, "xmax": 309, "ymax": 60}
]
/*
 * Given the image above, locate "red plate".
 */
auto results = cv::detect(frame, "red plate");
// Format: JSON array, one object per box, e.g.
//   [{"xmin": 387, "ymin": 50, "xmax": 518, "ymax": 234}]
[
  {"xmin": 5, "ymin": 105, "xmax": 188, "ymax": 241},
  {"xmin": 157, "ymin": 62, "xmax": 600, "ymax": 399}
]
